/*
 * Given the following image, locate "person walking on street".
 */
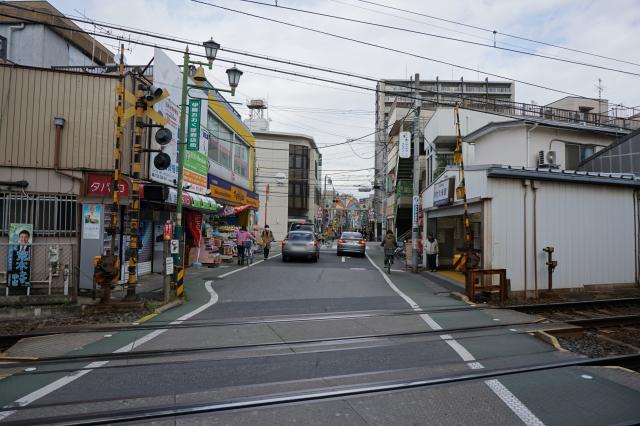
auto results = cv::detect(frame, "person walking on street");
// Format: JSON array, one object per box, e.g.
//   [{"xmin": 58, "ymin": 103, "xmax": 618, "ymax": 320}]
[
  {"xmin": 261, "ymin": 225, "xmax": 275, "ymax": 260},
  {"xmin": 425, "ymin": 233, "xmax": 439, "ymax": 272}
]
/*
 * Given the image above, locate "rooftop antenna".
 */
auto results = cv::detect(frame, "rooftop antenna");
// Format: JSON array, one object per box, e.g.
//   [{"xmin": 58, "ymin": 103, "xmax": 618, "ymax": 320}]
[{"xmin": 596, "ymin": 78, "xmax": 605, "ymax": 114}]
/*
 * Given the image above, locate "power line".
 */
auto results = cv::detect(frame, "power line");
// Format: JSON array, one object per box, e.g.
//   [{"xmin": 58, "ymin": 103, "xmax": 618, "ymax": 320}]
[
  {"xmin": 4, "ymin": 6, "xmax": 637, "ymax": 131},
  {"xmin": 225, "ymin": 0, "xmax": 640, "ymax": 77},
  {"xmin": 7, "ymin": 0, "xmax": 637, "ymax": 111},
  {"xmin": 190, "ymin": 0, "xmax": 636, "ymax": 98},
  {"xmin": 352, "ymin": 0, "xmax": 640, "ymax": 68}
]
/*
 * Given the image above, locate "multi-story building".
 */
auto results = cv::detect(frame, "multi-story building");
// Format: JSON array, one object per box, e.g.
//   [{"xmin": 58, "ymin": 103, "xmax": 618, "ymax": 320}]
[
  {"xmin": 248, "ymin": 108, "xmax": 322, "ymax": 240},
  {"xmin": 373, "ymin": 77, "xmax": 515, "ymax": 239}
]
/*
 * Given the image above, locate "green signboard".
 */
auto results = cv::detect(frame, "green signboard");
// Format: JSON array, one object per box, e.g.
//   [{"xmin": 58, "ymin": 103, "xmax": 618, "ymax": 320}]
[{"xmin": 187, "ymin": 98, "xmax": 201, "ymax": 151}]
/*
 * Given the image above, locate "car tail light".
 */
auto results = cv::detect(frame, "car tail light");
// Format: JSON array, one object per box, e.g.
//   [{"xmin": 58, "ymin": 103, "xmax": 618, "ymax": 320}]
[
  {"xmin": 359, "ymin": 240, "xmax": 366, "ymax": 245},
  {"xmin": 314, "ymin": 240, "xmax": 318, "ymax": 247},
  {"xmin": 338, "ymin": 239, "xmax": 345, "ymax": 244}
]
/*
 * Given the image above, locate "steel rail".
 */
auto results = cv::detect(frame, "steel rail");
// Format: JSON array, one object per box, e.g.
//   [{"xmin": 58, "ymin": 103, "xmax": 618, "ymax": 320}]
[
  {"xmin": 3, "ymin": 297, "xmax": 638, "ymax": 341},
  {"xmin": 3, "ymin": 354, "xmax": 639, "ymax": 426}
]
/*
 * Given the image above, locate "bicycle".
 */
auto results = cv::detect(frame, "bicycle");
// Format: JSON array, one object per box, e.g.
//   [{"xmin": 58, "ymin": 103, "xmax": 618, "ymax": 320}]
[
  {"xmin": 384, "ymin": 248, "xmax": 395, "ymax": 274},
  {"xmin": 238, "ymin": 240, "xmax": 254, "ymax": 265}
]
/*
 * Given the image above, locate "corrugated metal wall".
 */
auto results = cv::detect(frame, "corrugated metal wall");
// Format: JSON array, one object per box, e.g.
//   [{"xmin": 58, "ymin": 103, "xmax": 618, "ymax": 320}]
[
  {"xmin": 0, "ymin": 65, "xmax": 118, "ymax": 170},
  {"xmin": 489, "ymin": 178, "xmax": 636, "ymax": 292}
]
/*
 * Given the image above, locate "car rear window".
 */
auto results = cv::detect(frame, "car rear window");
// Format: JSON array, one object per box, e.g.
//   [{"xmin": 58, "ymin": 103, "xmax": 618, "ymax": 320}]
[
  {"xmin": 289, "ymin": 233, "xmax": 313, "ymax": 241},
  {"xmin": 341, "ymin": 232, "xmax": 362, "ymax": 239}
]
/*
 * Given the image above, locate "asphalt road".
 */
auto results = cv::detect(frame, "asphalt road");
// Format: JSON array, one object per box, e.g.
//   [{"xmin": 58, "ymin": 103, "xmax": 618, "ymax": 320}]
[{"xmin": 1, "ymin": 244, "xmax": 640, "ymax": 425}]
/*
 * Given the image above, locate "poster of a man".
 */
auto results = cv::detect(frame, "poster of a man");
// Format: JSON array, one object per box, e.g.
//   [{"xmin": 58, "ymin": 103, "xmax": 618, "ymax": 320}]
[{"xmin": 7, "ymin": 223, "xmax": 33, "ymax": 287}]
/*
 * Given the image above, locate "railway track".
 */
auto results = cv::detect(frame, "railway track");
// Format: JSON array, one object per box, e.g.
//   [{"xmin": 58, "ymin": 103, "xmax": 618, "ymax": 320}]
[{"xmin": 513, "ymin": 298, "xmax": 640, "ymax": 360}]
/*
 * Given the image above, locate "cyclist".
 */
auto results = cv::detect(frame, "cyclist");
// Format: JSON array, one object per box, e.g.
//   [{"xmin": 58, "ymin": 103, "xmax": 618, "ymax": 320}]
[
  {"xmin": 381, "ymin": 230, "xmax": 397, "ymax": 267},
  {"xmin": 236, "ymin": 226, "xmax": 256, "ymax": 265}
]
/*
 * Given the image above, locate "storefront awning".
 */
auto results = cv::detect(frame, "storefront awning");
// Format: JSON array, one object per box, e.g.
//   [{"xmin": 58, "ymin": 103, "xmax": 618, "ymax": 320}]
[{"xmin": 166, "ymin": 189, "xmax": 222, "ymax": 212}]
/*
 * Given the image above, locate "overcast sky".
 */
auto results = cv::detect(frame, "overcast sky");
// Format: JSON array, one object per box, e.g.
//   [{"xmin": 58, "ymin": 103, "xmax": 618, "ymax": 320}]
[{"xmin": 51, "ymin": 0, "xmax": 640, "ymax": 195}]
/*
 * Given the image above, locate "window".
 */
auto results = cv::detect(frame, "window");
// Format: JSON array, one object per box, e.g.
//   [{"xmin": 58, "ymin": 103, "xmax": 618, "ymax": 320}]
[
  {"xmin": 207, "ymin": 112, "xmax": 220, "ymax": 163},
  {"xmin": 0, "ymin": 193, "xmax": 78, "ymax": 237},
  {"xmin": 233, "ymin": 140, "xmax": 250, "ymax": 178},
  {"xmin": 565, "ymin": 144, "xmax": 596, "ymax": 170},
  {"xmin": 288, "ymin": 145, "xmax": 309, "ymax": 216},
  {"xmin": 208, "ymin": 112, "xmax": 251, "ymax": 177}
]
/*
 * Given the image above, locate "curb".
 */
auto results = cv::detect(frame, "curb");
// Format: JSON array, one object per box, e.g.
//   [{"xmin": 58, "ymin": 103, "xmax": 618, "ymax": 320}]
[
  {"xmin": 135, "ymin": 299, "xmax": 184, "ymax": 324},
  {"xmin": 531, "ymin": 329, "xmax": 570, "ymax": 352},
  {"xmin": 450, "ymin": 291, "xmax": 474, "ymax": 305}
]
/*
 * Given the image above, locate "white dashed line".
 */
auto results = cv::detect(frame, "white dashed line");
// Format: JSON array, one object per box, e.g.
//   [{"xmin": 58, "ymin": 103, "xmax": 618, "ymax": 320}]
[
  {"xmin": 365, "ymin": 251, "xmax": 545, "ymax": 426},
  {"xmin": 485, "ymin": 380, "xmax": 545, "ymax": 426}
]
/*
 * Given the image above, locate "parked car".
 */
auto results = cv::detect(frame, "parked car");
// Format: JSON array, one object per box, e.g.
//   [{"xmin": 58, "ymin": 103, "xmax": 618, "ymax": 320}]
[
  {"xmin": 336, "ymin": 232, "xmax": 366, "ymax": 257},
  {"xmin": 282, "ymin": 231, "xmax": 320, "ymax": 262}
]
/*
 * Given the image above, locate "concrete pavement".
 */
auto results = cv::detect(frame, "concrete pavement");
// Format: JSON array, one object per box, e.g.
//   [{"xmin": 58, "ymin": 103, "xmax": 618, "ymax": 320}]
[{"xmin": 0, "ymin": 243, "xmax": 639, "ymax": 425}]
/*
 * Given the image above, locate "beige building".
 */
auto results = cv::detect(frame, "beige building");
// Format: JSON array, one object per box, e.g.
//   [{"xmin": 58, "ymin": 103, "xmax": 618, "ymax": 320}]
[{"xmin": 250, "ymin": 119, "xmax": 321, "ymax": 240}]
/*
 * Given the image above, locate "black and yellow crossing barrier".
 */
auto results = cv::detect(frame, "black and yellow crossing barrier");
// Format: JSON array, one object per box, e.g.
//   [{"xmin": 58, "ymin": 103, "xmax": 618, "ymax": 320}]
[{"xmin": 175, "ymin": 267, "xmax": 185, "ymax": 297}]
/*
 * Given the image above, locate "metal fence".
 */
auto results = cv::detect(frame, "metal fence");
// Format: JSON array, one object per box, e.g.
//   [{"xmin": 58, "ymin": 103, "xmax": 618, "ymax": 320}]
[{"xmin": 0, "ymin": 242, "xmax": 77, "ymax": 297}]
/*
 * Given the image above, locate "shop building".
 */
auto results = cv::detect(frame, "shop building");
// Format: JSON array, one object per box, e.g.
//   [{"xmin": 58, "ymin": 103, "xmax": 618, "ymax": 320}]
[{"xmin": 423, "ymin": 165, "xmax": 640, "ymax": 297}]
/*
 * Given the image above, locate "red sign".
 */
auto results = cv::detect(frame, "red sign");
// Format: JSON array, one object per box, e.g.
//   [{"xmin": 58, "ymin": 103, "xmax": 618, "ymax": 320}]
[
  {"xmin": 163, "ymin": 222, "xmax": 173, "ymax": 241},
  {"xmin": 86, "ymin": 174, "xmax": 129, "ymax": 196},
  {"xmin": 186, "ymin": 211, "xmax": 203, "ymax": 248}
]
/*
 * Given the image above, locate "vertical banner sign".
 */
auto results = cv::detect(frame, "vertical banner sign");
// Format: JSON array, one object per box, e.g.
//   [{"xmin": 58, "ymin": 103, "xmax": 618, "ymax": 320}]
[
  {"xmin": 187, "ymin": 98, "xmax": 201, "ymax": 151},
  {"xmin": 412, "ymin": 196, "xmax": 420, "ymax": 226},
  {"xmin": 399, "ymin": 131, "xmax": 411, "ymax": 159},
  {"xmin": 7, "ymin": 223, "xmax": 33, "ymax": 287}
]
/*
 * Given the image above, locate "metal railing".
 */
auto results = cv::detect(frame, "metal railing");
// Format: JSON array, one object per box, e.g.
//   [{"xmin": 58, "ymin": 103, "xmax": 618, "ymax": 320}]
[{"xmin": 0, "ymin": 242, "xmax": 77, "ymax": 297}]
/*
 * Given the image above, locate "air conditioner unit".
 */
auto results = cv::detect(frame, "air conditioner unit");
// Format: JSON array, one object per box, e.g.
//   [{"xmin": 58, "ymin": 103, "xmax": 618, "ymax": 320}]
[
  {"xmin": 546, "ymin": 151, "xmax": 557, "ymax": 166},
  {"xmin": 538, "ymin": 150, "xmax": 557, "ymax": 168}
]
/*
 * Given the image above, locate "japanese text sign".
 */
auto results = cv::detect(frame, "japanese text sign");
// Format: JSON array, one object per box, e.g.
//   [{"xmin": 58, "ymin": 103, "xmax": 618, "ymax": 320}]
[{"xmin": 187, "ymin": 98, "xmax": 201, "ymax": 151}]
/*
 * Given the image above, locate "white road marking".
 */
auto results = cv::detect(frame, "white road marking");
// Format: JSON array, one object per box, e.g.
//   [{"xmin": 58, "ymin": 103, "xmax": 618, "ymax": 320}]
[
  {"xmin": 366, "ymin": 253, "xmax": 442, "ymax": 330},
  {"xmin": 484, "ymin": 380, "xmax": 545, "ymax": 426},
  {"xmin": 0, "ymin": 281, "xmax": 220, "ymax": 421},
  {"xmin": 390, "ymin": 269, "xmax": 405, "ymax": 273},
  {"xmin": 341, "ymin": 256, "xmax": 346, "ymax": 263},
  {"xmin": 218, "ymin": 254, "xmax": 281, "ymax": 279},
  {"xmin": 366, "ymin": 251, "xmax": 545, "ymax": 425},
  {"xmin": 439, "ymin": 335, "xmax": 475, "ymax": 361},
  {"xmin": 349, "ymin": 267, "xmax": 366, "ymax": 271}
]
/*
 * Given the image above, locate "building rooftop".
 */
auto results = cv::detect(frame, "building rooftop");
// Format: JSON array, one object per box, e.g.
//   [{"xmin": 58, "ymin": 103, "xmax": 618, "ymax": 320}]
[
  {"xmin": 0, "ymin": 1, "xmax": 115, "ymax": 65},
  {"xmin": 464, "ymin": 119, "xmax": 630, "ymax": 143}
]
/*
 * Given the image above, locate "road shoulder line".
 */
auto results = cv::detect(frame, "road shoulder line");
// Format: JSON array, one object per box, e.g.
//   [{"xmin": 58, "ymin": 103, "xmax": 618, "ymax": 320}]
[{"xmin": 0, "ymin": 281, "xmax": 219, "ymax": 421}]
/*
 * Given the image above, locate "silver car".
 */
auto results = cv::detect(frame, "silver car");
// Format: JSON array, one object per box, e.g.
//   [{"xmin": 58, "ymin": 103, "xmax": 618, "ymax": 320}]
[
  {"xmin": 282, "ymin": 231, "xmax": 320, "ymax": 262},
  {"xmin": 337, "ymin": 232, "xmax": 366, "ymax": 257}
]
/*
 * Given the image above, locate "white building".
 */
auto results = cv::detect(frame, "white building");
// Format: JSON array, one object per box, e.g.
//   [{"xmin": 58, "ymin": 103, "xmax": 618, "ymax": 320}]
[
  {"xmin": 0, "ymin": 1, "xmax": 114, "ymax": 67},
  {"xmin": 422, "ymin": 165, "xmax": 640, "ymax": 297},
  {"xmin": 250, "ymin": 121, "xmax": 322, "ymax": 240}
]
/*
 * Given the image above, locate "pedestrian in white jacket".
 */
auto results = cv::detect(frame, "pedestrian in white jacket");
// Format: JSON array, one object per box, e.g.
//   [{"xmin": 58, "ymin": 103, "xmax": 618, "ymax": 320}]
[{"xmin": 425, "ymin": 234, "xmax": 439, "ymax": 272}]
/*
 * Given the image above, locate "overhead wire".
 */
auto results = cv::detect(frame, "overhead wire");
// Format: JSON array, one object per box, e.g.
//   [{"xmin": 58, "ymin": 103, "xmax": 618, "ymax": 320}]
[
  {"xmin": 190, "ymin": 0, "xmax": 637, "ymax": 99},
  {"xmin": 224, "ymin": 0, "xmax": 640, "ymax": 77},
  {"xmin": 6, "ymin": 1, "xmax": 637, "ymax": 111},
  {"xmin": 352, "ymin": 0, "xmax": 640, "ymax": 68},
  {"xmin": 2, "ymin": 7, "xmax": 636, "ymax": 139}
]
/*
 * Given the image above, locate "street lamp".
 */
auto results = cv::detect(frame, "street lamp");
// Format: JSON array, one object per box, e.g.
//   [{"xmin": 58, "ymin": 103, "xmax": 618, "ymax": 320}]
[{"xmin": 173, "ymin": 39, "xmax": 243, "ymax": 296}]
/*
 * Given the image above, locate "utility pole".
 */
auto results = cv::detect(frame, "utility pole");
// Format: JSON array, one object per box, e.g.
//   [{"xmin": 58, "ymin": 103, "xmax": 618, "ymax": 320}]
[
  {"xmin": 381, "ymin": 116, "xmax": 389, "ymax": 239},
  {"xmin": 411, "ymin": 73, "xmax": 421, "ymax": 272},
  {"xmin": 264, "ymin": 183, "xmax": 270, "ymax": 227}
]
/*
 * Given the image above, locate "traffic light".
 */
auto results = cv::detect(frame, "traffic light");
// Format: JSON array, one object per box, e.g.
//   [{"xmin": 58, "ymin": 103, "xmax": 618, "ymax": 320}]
[{"xmin": 153, "ymin": 127, "xmax": 172, "ymax": 170}]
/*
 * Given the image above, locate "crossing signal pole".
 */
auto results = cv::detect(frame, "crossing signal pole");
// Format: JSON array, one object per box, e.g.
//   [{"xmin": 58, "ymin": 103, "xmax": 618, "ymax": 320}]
[{"xmin": 411, "ymin": 73, "xmax": 421, "ymax": 272}]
